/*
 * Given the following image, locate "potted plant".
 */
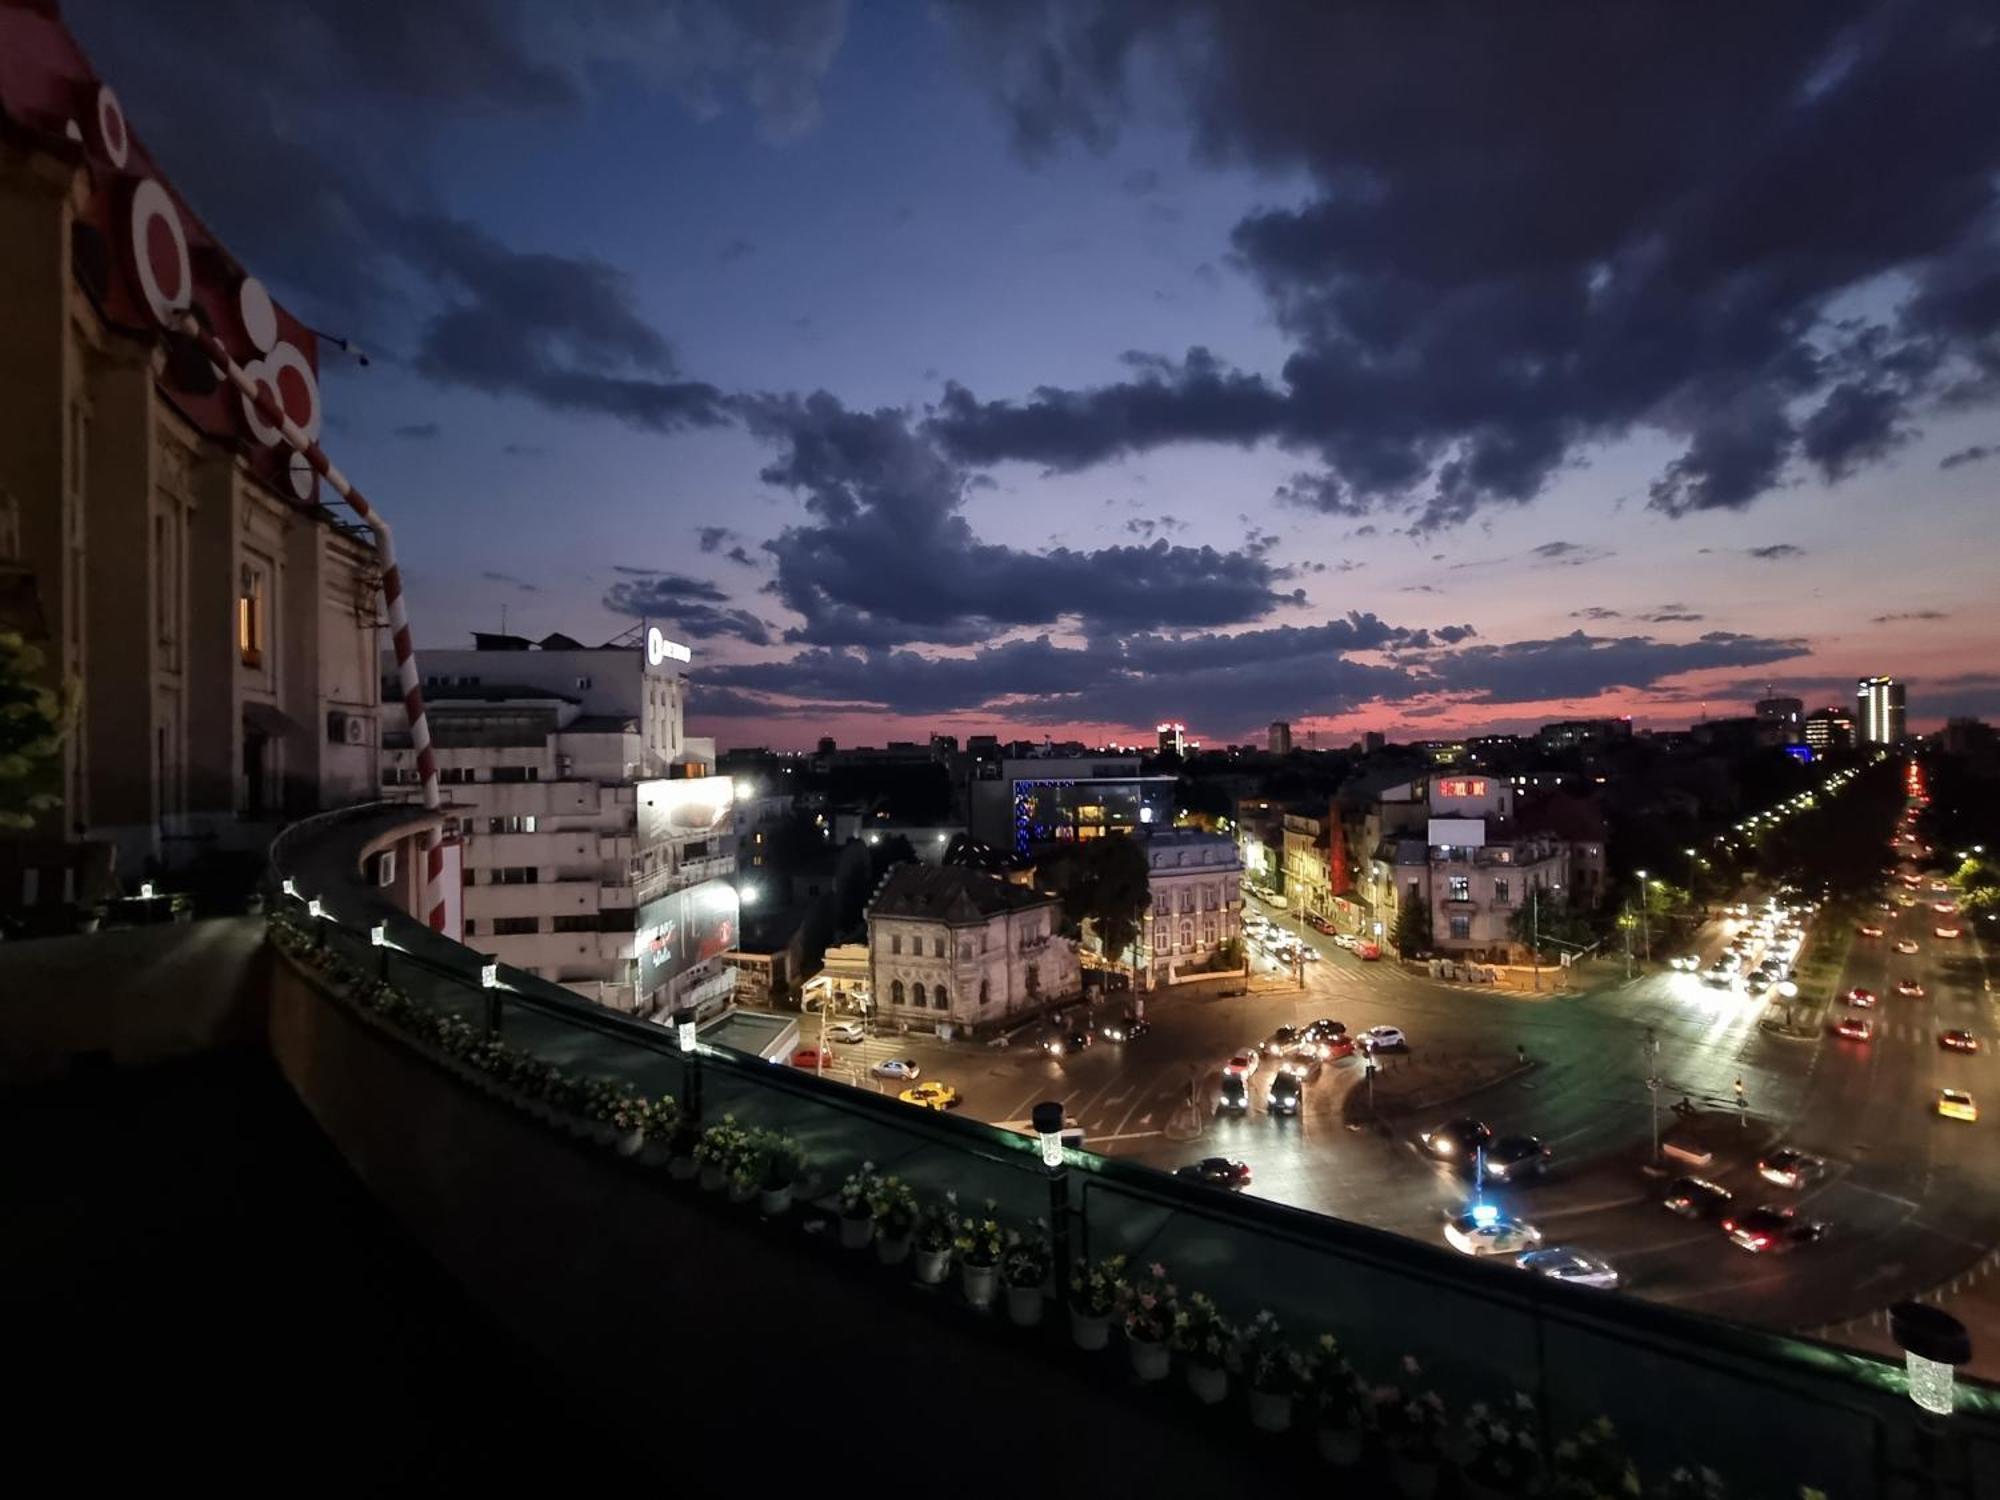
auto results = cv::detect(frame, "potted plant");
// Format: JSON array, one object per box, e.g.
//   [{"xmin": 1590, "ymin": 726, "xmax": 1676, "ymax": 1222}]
[
  {"xmin": 1001, "ymin": 1228, "xmax": 1052, "ymax": 1327},
  {"xmin": 1459, "ymin": 1393, "xmax": 1543, "ymax": 1499},
  {"xmin": 1068, "ymin": 1254, "xmax": 1125, "ymax": 1350},
  {"xmin": 912, "ymin": 1198, "xmax": 955, "ymax": 1285},
  {"xmin": 1550, "ymin": 1417, "xmax": 1639, "ymax": 1499},
  {"xmin": 837, "ymin": 1165, "xmax": 880, "ymax": 1250},
  {"xmin": 1238, "ymin": 1309, "xmax": 1303, "ymax": 1432},
  {"xmin": 1304, "ymin": 1334, "xmax": 1369, "ymax": 1467},
  {"xmin": 952, "ymin": 1199, "xmax": 1005, "ymax": 1309},
  {"xmin": 635, "ymin": 1096, "xmax": 678, "ymax": 1166},
  {"xmin": 1119, "ymin": 1262, "xmax": 1177, "ymax": 1382},
  {"xmin": 1173, "ymin": 1292, "xmax": 1235, "ymax": 1405},
  {"xmin": 870, "ymin": 1175, "xmax": 918, "ymax": 1263},
  {"xmin": 170, "ymin": 892, "xmax": 193, "ymax": 924},
  {"xmin": 1373, "ymin": 1358, "xmax": 1449, "ymax": 1499},
  {"xmin": 1655, "ymin": 1467, "xmax": 1728, "ymax": 1500},
  {"xmin": 695, "ymin": 1116, "xmax": 747, "ymax": 1192},
  {"xmin": 755, "ymin": 1130, "xmax": 804, "ymax": 1216}
]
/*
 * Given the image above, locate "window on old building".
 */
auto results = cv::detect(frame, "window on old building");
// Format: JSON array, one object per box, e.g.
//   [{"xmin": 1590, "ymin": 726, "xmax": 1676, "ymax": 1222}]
[
  {"xmin": 891, "ymin": 979, "xmax": 905, "ymax": 1005},
  {"xmin": 1449, "ymin": 916, "xmax": 1471, "ymax": 940},
  {"xmin": 1493, "ymin": 878, "xmax": 1511, "ymax": 905},
  {"xmin": 913, "ymin": 982, "xmax": 927, "ymax": 1007},
  {"xmin": 1449, "ymin": 875, "xmax": 1471, "ymax": 902},
  {"xmin": 933, "ymin": 984, "xmax": 948, "ymax": 1009},
  {"xmin": 237, "ymin": 562, "xmax": 266, "ymax": 668},
  {"xmin": 933, "ymin": 936, "xmax": 944, "ymax": 958},
  {"xmin": 979, "ymin": 979, "xmax": 990, "ymax": 1005},
  {"xmin": 891, "ymin": 934, "xmax": 902, "ymax": 955}
]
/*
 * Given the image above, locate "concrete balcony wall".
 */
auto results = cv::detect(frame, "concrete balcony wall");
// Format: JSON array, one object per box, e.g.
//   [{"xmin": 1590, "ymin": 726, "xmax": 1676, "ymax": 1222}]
[{"xmin": 463, "ymin": 880, "xmax": 598, "ymax": 922}]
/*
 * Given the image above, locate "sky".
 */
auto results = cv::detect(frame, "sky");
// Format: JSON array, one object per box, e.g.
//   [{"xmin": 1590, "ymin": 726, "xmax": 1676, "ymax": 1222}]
[{"xmin": 68, "ymin": 0, "xmax": 2000, "ymax": 750}]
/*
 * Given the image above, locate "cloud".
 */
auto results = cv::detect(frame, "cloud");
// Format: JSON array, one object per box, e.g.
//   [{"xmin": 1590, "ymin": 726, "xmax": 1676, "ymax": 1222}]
[
  {"xmin": 1639, "ymin": 610, "xmax": 1706, "ymax": 623},
  {"xmin": 1124, "ymin": 514, "xmax": 1187, "ymax": 541},
  {"xmin": 740, "ymin": 390, "xmax": 1306, "ymax": 646},
  {"xmin": 1940, "ymin": 443, "xmax": 1997, "ymax": 470},
  {"xmin": 1570, "ymin": 606, "xmax": 1622, "ymax": 620},
  {"xmin": 392, "ymin": 422, "xmax": 440, "ymax": 439},
  {"xmin": 1869, "ymin": 609, "xmax": 1950, "ymax": 623},
  {"xmin": 719, "ymin": 237, "xmax": 757, "ymax": 263},
  {"xmin": 1746, "ymin": 543, "xmax": 1806, "ymax": 561},
  {"xmin": 1530, "ymin": 541, "xmax": 1611, "ymax": 567},
  {"xmin": 600, "ymin": 574, "xmax": 772, "ymax": 645},
  {"xmin": 698, "ymin": 526, "xmax": 737, "ymax": 553},
  {"xmin": 935, "ymin": 2, "xmax": 2000, "ymax": 527},
  {"xmin": 1421, "ymin": 629, "xmax": 1810, "ymax": 705},
  {"xmin": 501, "ymin": 443, "xmax": 543, "ymax": 457},
  {"xmin": 1121, "ymin": 167, "xmax": 1161, "ymax": 196},
  {"xmin": 480, "ymin": 570, "xmax": 539, "ymax": 592}
]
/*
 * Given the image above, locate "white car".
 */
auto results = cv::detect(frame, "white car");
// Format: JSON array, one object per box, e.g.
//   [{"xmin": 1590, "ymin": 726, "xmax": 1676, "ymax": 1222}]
[
  {"xmin": 1361, "ymin": 1025, "xmax": 1407, "ymax": 1052},
  {"xmin": 1517, "ymin": 1247, "xmax": 1618, "ymax": 1290},
  {"xmin": 827, "ymin": 1020, "xmax": 867, "ymax": 1044},
  {"xmin": 872, "ymin": 1058, "xmax": 921, "ymax": 1081},
  {"xmin": 1444, "ymin": 1212, "xmax": 1542, "ymax": 1256},
  {"xmin": 1670, "ymin": 954, "xmax": 1700, "ymax": 971},
  {"xmin": 1299, "ymin": 946, "xmax": 1321, "ymax": 962}
]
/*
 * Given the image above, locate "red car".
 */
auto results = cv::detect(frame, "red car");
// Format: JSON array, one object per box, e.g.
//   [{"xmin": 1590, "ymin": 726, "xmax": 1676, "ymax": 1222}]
[
  {"xmin": 1940, "ymin": 1031, "xmax": 1980, "ymax": 1054},
  {"xmin": 1846, "ymin": 987, "xmax": 1877, "ymax": 1008},
  {"xmin": 1356, "ymin": 942, "xmax": 1383, "ymax": 961},
  {"xmin": 790, "ymin": 1047, "xmax": 838, "ymax": 1070},
  {"xmin": 1834, "ymin": 1015, "xmax": 1874, "ymax": 1041}
]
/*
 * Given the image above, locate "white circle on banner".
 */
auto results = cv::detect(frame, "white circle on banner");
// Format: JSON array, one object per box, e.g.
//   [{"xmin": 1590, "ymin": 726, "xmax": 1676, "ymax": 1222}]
[
  {"xmin": 238, "ymin": 277, "xmax": 278, "ymax": 353},
  {"xmin": 264, "ymin": 340, "xmax": 321, "ymax": 442},
  {"xmin": 129, "ymin": 178, "xmax": 191, "ymax": 326},
  {"xmin": 288, "ymin": 449, "xmax": 316, "ymax": 501},
  {"xmin": 96, "ymin": 85, "xmax": 129, "ymax": 168},
  {"xmin": 239, "ymin": 358, "xmax": 285, "ymax": 445}
]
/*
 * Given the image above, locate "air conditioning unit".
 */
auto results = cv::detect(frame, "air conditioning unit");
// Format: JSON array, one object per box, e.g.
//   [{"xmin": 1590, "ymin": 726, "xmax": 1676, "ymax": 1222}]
[
  {"xmin": 370, "ymin": 849, "xmax": 397, "ymax": 887},
  {"xmin": 327, "ymin": 711, "xmax": 371, "ymax": 746}
]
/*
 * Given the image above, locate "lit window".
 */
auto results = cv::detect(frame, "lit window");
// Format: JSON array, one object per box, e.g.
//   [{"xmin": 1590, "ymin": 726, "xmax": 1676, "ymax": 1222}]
[
  {"xmin": 1449, "ymin": 875, "xmax": 1471, "ymax": 902},
  {"xmin": 237, "ymin": 563, "xmax": 266, "ymax": 668}
]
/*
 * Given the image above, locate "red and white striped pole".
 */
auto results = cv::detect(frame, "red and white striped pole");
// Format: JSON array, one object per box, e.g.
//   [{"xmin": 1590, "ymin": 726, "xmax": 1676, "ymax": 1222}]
[{"xmin": 181, "ymin": 316, "xmax": 448, "ymax": 932}]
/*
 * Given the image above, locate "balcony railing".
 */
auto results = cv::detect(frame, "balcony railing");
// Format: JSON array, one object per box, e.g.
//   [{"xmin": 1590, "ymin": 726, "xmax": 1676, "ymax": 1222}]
[{"xmin": 267, "ymin": 804, "xmax": 2000, "ymax": 1499}]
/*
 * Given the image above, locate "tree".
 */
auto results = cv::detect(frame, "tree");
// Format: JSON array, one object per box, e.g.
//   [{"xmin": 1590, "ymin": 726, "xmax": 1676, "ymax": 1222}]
[
  {"xmin": 1037, "ymin": 836, "xmax": 1152, "ymax": 971},
  {"xmin": 0, "ymin": 630, "xmax": 68, "ymax": 831},
  {"xmin": 1507, "ymin": 889, "xmax": 1596, "ymax": 957},
  {"xmin": 1393, "ymin": 894, "xmax": 1430, "ymax": 959}
]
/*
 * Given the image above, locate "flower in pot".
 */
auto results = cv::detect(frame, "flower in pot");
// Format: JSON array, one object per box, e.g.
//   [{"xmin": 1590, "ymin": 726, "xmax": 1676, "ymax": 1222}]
[
  {"xmin": 625, "ymin": 1095, "xmax": 675, "ymax": 1162},
  {"xmin": 756, "ymin": 1130, "xmax": 805, "ymax": 1216},
  {"xmin": 694, "ymin": 1116, "xmax": 747, "ymax": 1192},
  {"xmin": 1458, "ymin": 1392, "xmax": 1544, "ymax": 1499},
  {"xmin": 951, "ymin": 1199, "xmax": 1006, "ymax": 1310},
  {"xmin": 1372, "ymin": 1358, "xmax": 1449, "ymax": 1499},
  {"xmin": 1549, "ymin": 1416, "xmax": 1639, "ymax": 1500},
  {"xmin": 1067, "ymin": 1253, "xmax": 1126, "ymax": 1351},
  {"xmin": 1000, "ymin": 1226, "xmax": 1051, "ymax": 1327},
  {"xmin": 1118, "ymin": 1262, "xmax": 1178, "ymax": 1382},
  {"xmin": 870, "ymin": 1175, "xmax": 918, "ymax": 1263},
  {"xmin": 1172, "ymin": 1293, "xmax": 1235, "ymax": 1406},
  {"xmin": 1238, "ymin": 1310, "xmax": 1304, "ymax": 1432},
  {"xmin": 1654, "ymin": 1466, "xmax": 1728, "ymax": 1500},
  {"xmin": 836, "ymin": 1165, "xmax": 881, "ymax": 1250},
  {"xmin": 1304, "ymin": 1334, "xmax": 1370, "ymax": 1467},
  {"xmin": 911, "ymin": 1198, "xmax": 956, "ymax": 1285}
]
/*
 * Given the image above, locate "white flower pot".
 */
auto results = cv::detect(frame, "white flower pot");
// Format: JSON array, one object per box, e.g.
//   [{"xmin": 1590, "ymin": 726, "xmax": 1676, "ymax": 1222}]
[
  {"xmin": 961, "ymin": 1261, "xmax": 999, "ymax": 1309},
  {"xmin": 1186, "ymin": 1361, "xmax": 1228, "ymax": 1405},
  {"xmin": 698, "ymin": 1163, "xmax": 726, "ymax": 1192},
  {"xmin": 876, "ymin": 1229, "xmax": 912, "ymax": 1265},
  {"xmin": 1069, "ymin": 1306, "xmax": 1112, "ymax": 1351},
  {"xmin": 1248, "ymin": 1388, "xmax": 1294, "ymax": 1433},
  {"xmin": 759, "ymin": 1183, "xmax": 794, "ymax": 1217},
  {"xmin": 1127, "ymin": 1334, "xmax": 1171, "ymax": 1382},
  {"xmin": 615, "ymin": 1128, "xmax": 646, "ymax": 1158},
  {"xmin": 1316, "ymin": 1424, "xmax": 1364, "ymax": 1467},
  {"xmin": 668, "ymin": 1155, "xmax": 698, "ymax": 1182},
  {"xmin": 838, "ymin": 1213, "xmax": 874, "ymax": 1250},
  {"xmin": 1390, "ymin": 1454, "xmax": 1440, "ymax": 1499},
  {"xmin": 727, "ymin": 1178, "xmax": 758, "ymax": 1205},
  {"xmin": 1006, "ymin": 1283, "xmax": 1045, "ymax": 1327},
  {"xmin": 913, "ymin": 1247, "xmax": 951, "ymax": 1285}
]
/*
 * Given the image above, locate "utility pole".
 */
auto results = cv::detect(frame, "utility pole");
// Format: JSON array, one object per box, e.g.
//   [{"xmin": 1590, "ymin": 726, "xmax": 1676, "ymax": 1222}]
[
  {"xmin": 1636, "ymin": 869, "xmax": 1652, "ymax": 967},
  {"xmin": 1622, "ymin": 907, "xmax": 1633, "ymax": 980},
  {"xmin": 1647, "ymin": 1026, "xmax": 1661, "ymax": 1163},
  {"xmin": 1531, "ymin": 883, "xmax": 1541, "ymax": 993}
]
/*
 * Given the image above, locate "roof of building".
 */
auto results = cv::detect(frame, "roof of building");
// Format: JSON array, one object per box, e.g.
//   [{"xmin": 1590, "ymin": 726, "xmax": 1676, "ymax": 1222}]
[
  {"xmin": 1516, "ymin": 789, "xmax": 1609, "ymax": 844},
  {"xmin": 562, "ymin": 715, "xmax": 640, "ymax": 735},
  {"xmin": 869, "ymin": 863, "xmax": 1054, "ymax": 924}
]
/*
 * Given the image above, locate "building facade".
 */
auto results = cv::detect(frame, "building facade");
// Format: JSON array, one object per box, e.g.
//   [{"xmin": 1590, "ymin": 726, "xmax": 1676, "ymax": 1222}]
[
  {"xmin": 1138, "ymin": 829, "xmax": 1242, "ymax": 985},
  {"xmin": 1857, "ymin": 676, "xmax": 1906, "ymax": 746},
  {"xmin": 1, "ymin": 13, "xmax": 380, "ymax": 890},
  {"xmin": 1804, "ymin": 706, "xmax": 1856, "ymax": 751},
  {"xmin": 867, "ymin": 863, "xmax": 1079, "ymax": 1034},
  {"xmin": 1755, "ymin": 695, "xmax": 1805, "ymax": 740},
  {"xmin": 378, "ymin": 632, "xmax": 733, "ymax": 1017},
  {"xmin": 966, "ymin": 754, "xmax": 1176, "ymax": 854},
  {"xmin": 1268, "ymin": 720, "xmax": 1292, "ymax": 756}
]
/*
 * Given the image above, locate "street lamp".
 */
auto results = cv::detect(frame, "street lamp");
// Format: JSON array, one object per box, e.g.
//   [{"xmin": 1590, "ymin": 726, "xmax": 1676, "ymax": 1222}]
[
  {"xmin": 1890, "ymin": 1301, "xmax": 1970, "ymax": 1416},
  {"xmin": 307, "ymin": 897, "xmax": 326, "ymax": 921},
  {"xmin": 281, "ymin": 878, "xmax": 298, "ymax": 899},
  {"xmin": 675, "ymin": 1005, "xmax": 703, "ymax": 1125},
  {"xmin": 739, "ymin": 884, "xmax": 760, "ymax": 907},
  {"xmin": 1033, "ymin": 1099, "xmax": 1073, "ymax": 1296},
  {"xmin": 1635, "ymin": 871, "xmax": 1651, "ymax": 964}
]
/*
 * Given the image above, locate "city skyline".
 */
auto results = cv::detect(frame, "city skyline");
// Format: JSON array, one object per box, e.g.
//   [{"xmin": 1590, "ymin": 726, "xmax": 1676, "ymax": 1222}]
[{"xmin": 65, "ymin": 0, "xmax": 2000, "ymax": 751}]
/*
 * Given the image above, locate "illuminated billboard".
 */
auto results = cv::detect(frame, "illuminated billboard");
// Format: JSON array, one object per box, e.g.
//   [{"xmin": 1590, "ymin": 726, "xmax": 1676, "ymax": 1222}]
[
  {"xmin": 635, "ymin": 878, "xmax": 740, "ymax": 998},
  {"xmin": 637, "ymin": 775, "xmax": 734, "ymax": 847}
]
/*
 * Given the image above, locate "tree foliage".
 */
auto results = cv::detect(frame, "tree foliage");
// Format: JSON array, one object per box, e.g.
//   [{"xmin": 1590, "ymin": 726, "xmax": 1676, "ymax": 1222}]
[
  {"xmin": 1038, "ymin": 836, "xmax": 1152, "ymax": 969},
  {"xmin": 0, "ymin": 631, "xmax": 68, "ymax": 831},
  {"xmin": 1393, "ymin": 893, "xmax": 1430, "ymax": 958}
]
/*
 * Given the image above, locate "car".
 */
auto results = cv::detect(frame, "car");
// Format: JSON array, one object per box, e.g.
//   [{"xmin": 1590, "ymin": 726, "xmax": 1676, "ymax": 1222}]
[
  {"xmin": 1745, "ymin": 972, "xmax": 1772, "ymax": 995},
  {"xmin": 1332, "ymin": 932, "xmax": 1358, "ymax": 951},
  {"xmin": 790, "ymin": 1046, "xmax": 838, "ymax": 1070},
  {"xmin": 1173, "ymin": 1157, "xmax": 1252, "ymax": 1189},
  {"xmin": 1895, "ymin": 938, "xmax": 1920, "ymax": 955},
  {"xmin": 1483, "ymin": 1134, "xmax": 1552, "ymax": 1182},
  {"xmin": 872, "ymin": 1058, "xmax": 920, "ymax": 1081},
  {"xmin": 1724, "ymin": 1205, "xmax": 1826, "ymax": 1254},
  {"xmin": 1101, "ymin": 1015, "xmax": 1150, "ymax": 1042},
  {"xmin": 1934, "ymin": 902, "xmax": 1957, "ymax": 915},
  {"xmin": 899, "ymin": 1081, "xmax": 960, "ymax": 1110},
  {"xmin": 1834, "ymin": 1015, "xmax": 1874, "ymax": 1041},
  {"xmin": 1280, "ymin": 1048, "xmax": 1326, "ymax": 1079},
  {"xmin": 1356, "ymin": 942, "xmax": 1383, "ymax": 961},
  {"xmin": 1299, "ymin": 945, "xmax": 1321, "ymax": 962},
  {"xmin": 1876, "ymin": 900, "xmax": 1895, "ymax": 912},
  {"xmin": 1517, "ymin": 1248, "xmax": 1619, "ymax": 1290},
  {"xmin": 1065, "ymin": 1030, "xmax": 1093, "ymax": 1053},
  {"xmin": 1362, "ymin": 1025, "xmax": 1408, "ymax": 1052},
  {"xmin": 1216, "ymin": 1074, "xmax": 1250, "ymax": 1113},
  {"xmin": 1936, "ymin": 925, "xmax": 1961, "ymax": 939},
  {"xmin": 1261, "ymin": 1026, "xmax": 1303, "ymax": 1055},
  {"xmin": 1757, "ymin": 1149, "xmax": 1826, "ymax": 1189},
  {"xmin": 1305, "ymin": 1018, "xmax": 1348, "ymax": 1042},
  {"xmin": 1662, "ymin": 1177, "xmax": 1734, "ymax": 1220},
  {"xmin": 1224, "ymin": 1051, "xmax": 1260, "ymax": 1078},
  {"xmin": 1896, "ymin": 979, "xmax": 1925, "ymax": 998},
  {"xmin": 1444, "ymin": 1211, "xmax": 1543, "ymax": 1257},
  {"xmin": 1420, "ymin": 1117, "xmax": 1493, "ymax": 1161},
  {"xmin": 1940, "ymin": 1030, "xmax": 1979, "ymax": 1053},
  {"xmin": 1857, "ymin": 924, "xmax": 1884, "ymax": 938},
  {"xmin": 1938, "ymin": 1088, "xmax": 1978, "ymax": 1122},
  {"xmin": 1846, "ymin": 987, "xmax": 1877, "ymax": 1007},
  {"xmin": 826, "ymin": 1020, "xmax": 867, "ymax": 1044},
  {"xmin": 1267, "ymin": 1071, "xmax": 1308, "ymax": 1115},
  {"xmin": 1308, "ymin": 913, "xmax": 1336, "ymax": 935},
  {"xmin": 1931, "ymin": 881, "xmax": 1951, "ymax": 894}
]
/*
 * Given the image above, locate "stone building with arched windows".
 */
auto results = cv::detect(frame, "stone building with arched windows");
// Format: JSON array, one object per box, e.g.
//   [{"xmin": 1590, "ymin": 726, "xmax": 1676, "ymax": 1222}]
[{"xmin": 866, "ymin": 863, "xmax": 1078, "ymax": 1035}]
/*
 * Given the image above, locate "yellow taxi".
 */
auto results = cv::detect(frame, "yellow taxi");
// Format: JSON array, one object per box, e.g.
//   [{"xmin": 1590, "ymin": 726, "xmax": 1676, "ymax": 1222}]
[
  {"xmin": 899, "ymin": 1081, "xmax": 961, "ymax": 1111},
  {"xmin": 1937, "ymin": 1088, "xmax": 1978, "ymax": 1123}
]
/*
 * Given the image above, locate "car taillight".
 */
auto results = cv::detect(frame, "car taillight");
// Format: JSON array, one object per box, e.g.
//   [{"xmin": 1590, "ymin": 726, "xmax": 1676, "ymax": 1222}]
[{"xmin": 1721, "ymin": 1219, "xmax": 1736, "ymax": 1232}]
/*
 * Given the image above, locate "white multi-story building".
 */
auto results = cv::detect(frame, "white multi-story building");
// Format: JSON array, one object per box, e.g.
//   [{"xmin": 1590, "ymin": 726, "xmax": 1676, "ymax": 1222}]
[
  {"xmin": 1857, "ymin": 675, "xmax": 1906, "ymax": 746},
  {"xmin": 867, "ymin": 864, "xmax": 1079, "ymax": 1035},
  {"xmin": 378, "ymin": 630, "xmax": 734, "ymax": 1017},
  {"xmin": 1139, "ymin": 829, "xmax": 1242, "ymax": 985}
]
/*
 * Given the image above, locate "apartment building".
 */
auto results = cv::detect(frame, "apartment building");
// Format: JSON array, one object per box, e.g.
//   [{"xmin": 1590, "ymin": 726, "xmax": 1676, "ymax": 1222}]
[
  {"xmin": 378, "ymin": 631, "xmax": 733, "ymax": 1017},
  {"xmin": 1138, "ymin": 828, "xmax": 1242, "ymax": 985}
]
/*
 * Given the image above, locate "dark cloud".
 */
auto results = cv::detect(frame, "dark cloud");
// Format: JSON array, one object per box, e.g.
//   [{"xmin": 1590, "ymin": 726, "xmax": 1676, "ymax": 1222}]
[
  {"xmin": 1746, "ymin": 543, "xmax": 1806, "ymax": 560},
  {"xmin": 1870, "ymin": 609, "xmax": 1950, "ymax": 623},
  {"xmin": 1570, "ymin": 606, "xmax": 1623, "ymax": 620},
  {"xmin": 480, "ymin": 570, "xmax": 538, "ymax": 592},
  {"xmin": 1530, "ymin": 541, "xmax": 1611, "ymax": 567},
  {"xmin": 1940, "ymin": 443, "xmax": 1997, "ymax": 470},
  {"xmin": 725, "ymin": 545, "xmax": 757, "ymax": 567},
  {"xmin": 1432, "ymin": 624, "xmax": 1478, "ymax": 645},
  {"xmin": 602, "ymin": 573, "xmax": 730, "ymax": 606},
  {"xmin": 392, "ymin": 422, "xmax": 440, "ymax": 439},
  {"xmin": 1121, "ymin": 167, "xmax": 1161, "ymax": 196},
  {"xmin": 1422, "ymin": 629, "xmax": 1810, "ymax": 705},
  {"xmin": 740, "ymin": 391, "xmax": 1305, "ymax": 646},
  {"xmin": 1124, "ymin": 515, "xmax": 1186, "ymax": 541},
  {"xmin": 937, "ymin": 1, "xmax": 2000, "ymax": 527},
  {"xmin": 698, "ymin": 527, "xmax": 737, "ymax": 553},
  {"xmin": 1639, "ymin": 610, "xmax": 1705, "ymax": 623}
]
